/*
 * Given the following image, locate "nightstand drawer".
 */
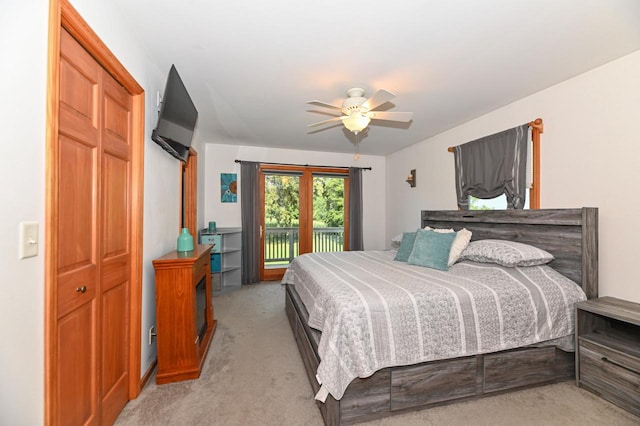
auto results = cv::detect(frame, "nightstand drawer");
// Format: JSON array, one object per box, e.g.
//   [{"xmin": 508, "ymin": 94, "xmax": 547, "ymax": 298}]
[
  {"xmin": 579, "ymin": 337, "xmax": 640, "ymax": 374},
  {"xmin": 579, "ymin": 342, "xmax": 640, "ymax": 417}
]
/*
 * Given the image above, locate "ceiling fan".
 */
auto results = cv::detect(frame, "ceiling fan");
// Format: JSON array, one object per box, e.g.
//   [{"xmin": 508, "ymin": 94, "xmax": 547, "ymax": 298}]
[{"xmin": 307, "ymin": 88, "xmax": 413, "ymax": 135}]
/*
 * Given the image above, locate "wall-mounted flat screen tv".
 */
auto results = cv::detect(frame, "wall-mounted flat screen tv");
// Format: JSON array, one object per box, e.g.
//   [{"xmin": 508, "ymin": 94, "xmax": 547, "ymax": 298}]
[{"xmin": 151, "ymin": 65, "xmax": 198, "ymax": 162}]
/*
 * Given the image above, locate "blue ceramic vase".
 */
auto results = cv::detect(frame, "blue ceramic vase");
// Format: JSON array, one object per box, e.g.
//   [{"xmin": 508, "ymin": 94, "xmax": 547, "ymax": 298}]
[{"xmin": 177, "ymin": 228, "xmax": 194, "ymax": 252}]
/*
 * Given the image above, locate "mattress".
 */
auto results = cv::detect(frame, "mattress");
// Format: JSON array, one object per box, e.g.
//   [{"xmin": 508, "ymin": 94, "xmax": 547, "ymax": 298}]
[{"xmin": 281, "ymin": 250, "xmax": 587, "ymax": 401}]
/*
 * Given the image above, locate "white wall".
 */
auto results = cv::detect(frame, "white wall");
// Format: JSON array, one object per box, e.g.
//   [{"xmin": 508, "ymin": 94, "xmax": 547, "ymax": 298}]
[
  {"xmin": 204, "ymin": 144, "xmax": 387, "ymax": 251},
  {"xmin": 0, "ymin": 1, "xmax": 48, "ymax": 423},
  {"xmin": 386, "ymin": 50, "xmax": 640, "ymax": 303},
  {"xmin": 0, "ymin": 0, "xmax": 182, "ymax": 422}
]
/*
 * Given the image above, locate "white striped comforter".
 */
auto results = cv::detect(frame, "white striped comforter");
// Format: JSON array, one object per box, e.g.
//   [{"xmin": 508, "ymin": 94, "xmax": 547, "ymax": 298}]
[{"xmin": 282, "ymin": 250, "xmax": 586, "ymax": 401}]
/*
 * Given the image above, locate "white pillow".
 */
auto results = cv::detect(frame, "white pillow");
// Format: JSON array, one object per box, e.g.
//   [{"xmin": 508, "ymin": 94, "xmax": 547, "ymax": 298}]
[
  {"xmin": 423, "ymin": 226, "xmax": 473, "ymax": 266},
  {"xmin": 391, "ymin": 233, "xmax": 403, "ymax": 249}
]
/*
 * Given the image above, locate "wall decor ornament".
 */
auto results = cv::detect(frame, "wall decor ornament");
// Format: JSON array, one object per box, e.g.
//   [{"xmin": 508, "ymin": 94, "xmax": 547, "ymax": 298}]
[
  {"xmin": 221, "ymin": 173, "xmax": 238, "ymax": 203},
  {"xmin": 406, "ymin": 169, "xmax": 416, "ymax": 187}
]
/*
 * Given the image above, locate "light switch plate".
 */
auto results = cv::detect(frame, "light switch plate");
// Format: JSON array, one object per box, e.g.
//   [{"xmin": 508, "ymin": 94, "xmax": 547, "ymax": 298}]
[{"xmin": 19, "ymin": 221, "xmax": 39, "ymax": 259}]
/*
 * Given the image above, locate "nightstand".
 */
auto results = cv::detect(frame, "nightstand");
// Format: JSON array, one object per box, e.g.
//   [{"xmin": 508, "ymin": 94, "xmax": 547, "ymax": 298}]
[{"xmin": 575, "ymin": 297, "xmax": 640, "ymax": 417}]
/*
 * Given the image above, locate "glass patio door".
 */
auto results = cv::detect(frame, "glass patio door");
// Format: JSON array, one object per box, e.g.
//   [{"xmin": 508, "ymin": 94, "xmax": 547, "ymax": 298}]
[
  {"xmin": 261, "ymin": 170, "xmax": 302, "ymax": 280},
  {"xmin": 260, "ymin": 165, "xmax": 348, "ymax": 280}
]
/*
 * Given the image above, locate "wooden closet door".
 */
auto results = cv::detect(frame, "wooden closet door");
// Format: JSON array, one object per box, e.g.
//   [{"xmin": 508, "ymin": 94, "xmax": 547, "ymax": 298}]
[
  {"xmin": 99, "ymin": 67, "xmax": 132, "ymax": 424},
  {"xmin": 57, "ymin": 28, "xmax": 101, "ymax": 425},
  {"xmin": 55, "ymin": 28, "xmax": 131, "ymax": 425}
]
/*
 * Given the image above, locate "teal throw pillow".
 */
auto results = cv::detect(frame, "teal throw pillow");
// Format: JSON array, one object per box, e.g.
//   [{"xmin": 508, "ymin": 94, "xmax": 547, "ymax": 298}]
[
  {"xmin": 394, "ymin": 232, "xmax": 417, "ymax": 262},
  {"xmin": 407, "ymin": 229, "xmax": 457, "ymax": 271}
]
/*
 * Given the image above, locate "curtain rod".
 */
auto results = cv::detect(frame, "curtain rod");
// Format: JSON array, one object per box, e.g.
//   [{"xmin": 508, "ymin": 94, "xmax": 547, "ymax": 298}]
[
  {"xmin": 446, "ymin": 118, "xmax": 543, "ymax": 153},
  {"xmin": 234, "ymin": 159, "xmax": 372, "ymax": 171}
]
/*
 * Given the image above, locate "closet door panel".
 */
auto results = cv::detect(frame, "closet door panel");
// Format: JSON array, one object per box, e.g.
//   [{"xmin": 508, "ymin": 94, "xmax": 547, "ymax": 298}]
[
  {"xmin": 56, "ymin": 29, "xmax": 101, "ymax": 425},
  {"xmin": 57, "ymin": 300, "xmax": 97, "ymax": 425},
  {"xmin": 99, "ymin": 68, "xmax": 132, "ymax": 425}
]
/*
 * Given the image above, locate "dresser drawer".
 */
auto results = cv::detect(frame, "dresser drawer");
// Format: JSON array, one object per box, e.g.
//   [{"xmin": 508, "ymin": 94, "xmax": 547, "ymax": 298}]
[{"xmin": 579, "ymin": 341, "xmax": 640, "ymax": 417}]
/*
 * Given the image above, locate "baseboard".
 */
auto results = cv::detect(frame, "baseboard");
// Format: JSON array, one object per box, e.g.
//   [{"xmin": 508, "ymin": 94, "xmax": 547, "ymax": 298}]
[{"xmin": 139, "ymin": 357, "xmax": 158, "ymax": 392}]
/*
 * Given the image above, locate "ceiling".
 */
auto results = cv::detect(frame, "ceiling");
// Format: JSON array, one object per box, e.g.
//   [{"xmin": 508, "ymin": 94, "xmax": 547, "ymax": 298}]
[{"xmin": 112, "ymin": 0, "xmax": 640, "ymax": 156}]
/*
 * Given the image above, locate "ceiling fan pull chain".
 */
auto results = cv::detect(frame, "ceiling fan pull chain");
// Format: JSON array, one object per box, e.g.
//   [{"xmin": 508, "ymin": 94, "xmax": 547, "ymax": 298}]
[{"xmin": 354, "ymin": 134, "xmax": 361, "ymax": 160}]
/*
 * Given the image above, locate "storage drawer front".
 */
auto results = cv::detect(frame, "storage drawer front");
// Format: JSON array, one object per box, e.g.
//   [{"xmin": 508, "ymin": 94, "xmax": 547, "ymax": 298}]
[
  {"xmin": 391, "ymin": 357, "xmax": 479, "ymax": 410},
  {"xmin": 484, "ymin": 346, "xmax": 560, "ymax": 393},
  {"xmin": 201, "ymin": 234, "xmax": 221, "ymax": 252},
  {"xmin": 341, "ymin": 370, "xmax": 391, "ymax": 424},
  {"xmin": 285, "ymin": 291, "xmax": 320, "ymax": 393},
  {"xmin": 285, "ymin": 292, "xmax": 296, "ymax": 331},
  {"xmin": 580, "ymin": 344, "xmax": 640, "ymax": 417},
  {"xmin": 210, "ymin": 253, "xmax": 221, "ymax": 272}
]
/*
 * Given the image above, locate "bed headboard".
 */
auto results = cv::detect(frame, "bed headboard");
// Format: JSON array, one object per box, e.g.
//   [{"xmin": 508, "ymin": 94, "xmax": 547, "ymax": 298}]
[{"xmin": 421, "ymin": 208, "xmax": 598, "ymax": 299}]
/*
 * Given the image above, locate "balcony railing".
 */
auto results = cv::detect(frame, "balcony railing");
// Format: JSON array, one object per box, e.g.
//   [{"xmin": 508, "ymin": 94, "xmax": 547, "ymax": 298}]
[{"xmin": 264, "ymin": 227, "xmax": 344, "ymax": 265}]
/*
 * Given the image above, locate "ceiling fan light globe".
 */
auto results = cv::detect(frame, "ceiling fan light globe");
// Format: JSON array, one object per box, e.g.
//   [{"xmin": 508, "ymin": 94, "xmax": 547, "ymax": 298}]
[{"xmin": 342, "ymin": 114, "xmax": 371, "ymax": 134}]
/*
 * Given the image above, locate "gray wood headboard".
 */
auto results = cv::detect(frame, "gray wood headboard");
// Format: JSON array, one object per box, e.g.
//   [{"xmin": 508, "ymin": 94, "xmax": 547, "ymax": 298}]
[{"xmin": 421, "ymin": 208, "xmax": 598, "ymax": 299}]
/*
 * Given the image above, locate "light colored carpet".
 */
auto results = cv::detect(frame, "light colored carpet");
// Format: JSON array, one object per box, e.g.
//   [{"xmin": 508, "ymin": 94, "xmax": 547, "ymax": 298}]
[{"xmin": 115, "ymin": 283, "xmax": 639, "ymax": 426}]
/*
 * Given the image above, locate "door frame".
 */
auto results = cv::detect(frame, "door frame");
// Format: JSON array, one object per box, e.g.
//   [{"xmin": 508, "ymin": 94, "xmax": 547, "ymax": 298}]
[{"xmin": 45, "ymin": 0, "xmax": 145, "ymax": 422}]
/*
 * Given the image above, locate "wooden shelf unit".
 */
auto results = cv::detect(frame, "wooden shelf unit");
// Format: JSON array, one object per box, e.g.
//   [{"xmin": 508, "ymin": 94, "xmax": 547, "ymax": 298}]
[
  {"xmin": 576, "ymin": 297, "xmax": 640, "ymax": 418},
  {"xmin": 152, "ymin": 245, "xmax": 217, "ymax": 384}
]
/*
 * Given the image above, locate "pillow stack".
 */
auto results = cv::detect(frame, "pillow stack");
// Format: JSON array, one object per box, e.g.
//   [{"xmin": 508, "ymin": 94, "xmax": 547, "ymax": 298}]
[{"xmin": 394, "ymin": 227, "xmax": 472, "ymax": 271}]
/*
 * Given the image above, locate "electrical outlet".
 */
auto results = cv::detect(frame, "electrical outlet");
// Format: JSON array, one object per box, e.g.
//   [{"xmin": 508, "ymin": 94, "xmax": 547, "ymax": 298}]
[{"xmin": 148, "ymin": 325, "xmax": 156, "ymax": 345}]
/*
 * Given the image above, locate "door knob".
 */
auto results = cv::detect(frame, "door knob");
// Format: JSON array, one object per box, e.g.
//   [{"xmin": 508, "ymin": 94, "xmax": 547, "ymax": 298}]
[{"xmin": 76, "ymin": 285, "xmax": 87, "ymax": 293}]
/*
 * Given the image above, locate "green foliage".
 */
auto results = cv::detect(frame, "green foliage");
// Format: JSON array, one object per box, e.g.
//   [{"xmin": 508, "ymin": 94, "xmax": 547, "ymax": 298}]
[
  {"xmin": 469, "ymin": 196, "xmax": 493, "ymax": 210},
  {"xmin": 264, "ymin": 175, "xmax": 345, "ymax": 228},
  {"xmin": 313, "ymin": 177, "xmax": 344, "ymax": 227},
  {"xmin": 264, "ymin": 175, "xmax": 299, "ymax": 227}
]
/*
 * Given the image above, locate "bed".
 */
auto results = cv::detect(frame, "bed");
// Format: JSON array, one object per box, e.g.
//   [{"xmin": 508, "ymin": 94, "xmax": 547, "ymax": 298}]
[{"xmin": 282, "ymin": 208, "xmax": 598, "ymax": 425}]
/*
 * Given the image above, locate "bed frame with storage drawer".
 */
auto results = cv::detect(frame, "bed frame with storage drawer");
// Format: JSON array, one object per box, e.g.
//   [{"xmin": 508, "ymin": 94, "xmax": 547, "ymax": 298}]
[{"xmin": 285, "ymin": 208, "xmax": 598, "ymax": 425}]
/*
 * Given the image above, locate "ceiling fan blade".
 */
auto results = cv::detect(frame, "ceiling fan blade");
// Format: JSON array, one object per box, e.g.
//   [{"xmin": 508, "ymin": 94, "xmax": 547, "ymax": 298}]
[
  {"xmin": 307, "ymin": 100, "xmax": 342, "ymax": 111},
  {"xmin": 367, "ymin": 111, "xmax": 413, "ymax": 122},
  {"xmin": 362, "ymin": 89, "xmax": 396, "ymax": 111},
  {"xmin": 308, "ymin": 116, "xmax": 346, "ymax": 127}
]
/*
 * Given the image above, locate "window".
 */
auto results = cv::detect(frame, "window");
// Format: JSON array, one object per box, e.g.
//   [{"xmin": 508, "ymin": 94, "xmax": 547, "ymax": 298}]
[
  {"xmin": 260, "ymin": 165, "xmax": 349, "ymax": 280},
  {"xmin": 469, "ymin": 190, "xmax": 531, "ymax": 210},
  {"xmin": 451, "ymin": 119, "xmax": 542, "ymax": 210}
]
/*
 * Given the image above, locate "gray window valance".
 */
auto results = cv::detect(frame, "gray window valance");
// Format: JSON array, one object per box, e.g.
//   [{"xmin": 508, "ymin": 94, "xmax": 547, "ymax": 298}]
[{"xmin": 453, "ymin": 124, "xmax": 528, "ymax": 210}]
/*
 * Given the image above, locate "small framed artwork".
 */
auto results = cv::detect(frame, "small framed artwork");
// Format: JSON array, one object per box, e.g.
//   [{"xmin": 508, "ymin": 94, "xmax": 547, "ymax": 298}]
[{"xmin": 221, "ymin": 173, "xmax": 237, "ymax": 203}]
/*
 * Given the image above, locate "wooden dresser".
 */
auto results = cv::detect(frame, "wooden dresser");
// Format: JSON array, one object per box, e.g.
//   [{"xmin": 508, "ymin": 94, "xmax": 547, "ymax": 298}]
[
  {"xmin": 576, "ymin": 297, "xmax": 640, "ymax": 418},
  {"xmin": 153, "ymin": 244, "xmax": 217, "ymax": 384}
]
